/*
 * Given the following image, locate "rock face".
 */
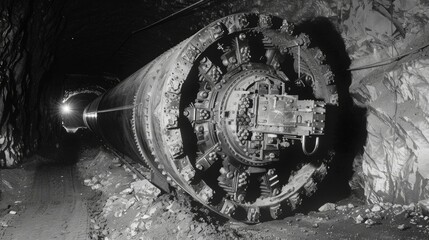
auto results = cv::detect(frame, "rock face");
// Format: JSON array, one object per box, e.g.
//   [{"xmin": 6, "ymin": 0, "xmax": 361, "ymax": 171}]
[
  {"xmin": 318, "ymin": 203, "xmax": 337, "ymax": 212},
  {"xmin": 346, "ymin": 0, "xmax": 429, "ymax": 204},
  {"xmin": 0, "ymin": 0, "xmax": 65, "ymax": 167},
  {"xmin": 354, "ymin": 55, "xmax": 429, "ymax": 204}
]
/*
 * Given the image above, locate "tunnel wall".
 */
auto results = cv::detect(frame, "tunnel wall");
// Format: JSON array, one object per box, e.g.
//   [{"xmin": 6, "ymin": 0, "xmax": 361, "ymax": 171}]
[
  {"xmin": 344, "ymin": 0, "xmax": 429, "ymax": 204},
  {"xmin": 0, "ymin": 0, "xmax": 65, "ymax": 167}
]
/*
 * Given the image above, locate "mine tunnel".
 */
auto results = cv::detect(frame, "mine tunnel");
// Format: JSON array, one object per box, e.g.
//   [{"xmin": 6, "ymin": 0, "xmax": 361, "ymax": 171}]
[{"xmin": 1, "ymin": 0, "xmax": 429, "ymax": 239}]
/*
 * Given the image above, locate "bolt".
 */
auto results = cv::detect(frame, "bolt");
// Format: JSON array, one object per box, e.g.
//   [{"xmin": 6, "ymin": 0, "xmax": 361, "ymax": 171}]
[
  {"xmin": 222, "ymin": 58, "xmax": 229, "ymax": 66},
  {"xmin": 196, "ymin": 164, "xmax": 203, "ymax": 170},
  {"xmin": 269, "ymin": 153, "xmax": 276, "ymax": 159},
  {"xmin": 237, "ymin": 194, "xmax": 245, "ymax": 202},
  {"xmin": 239, "ymin": 33, "xmax": 246, "ymax": 40},
  {"xmin": 201, "ymin": 91, "xmax": 209, "ymax": 98},
  {"xmin": 183, "ymin": 110, "xmax": 189, "ymax": 116},
  {"xmin": 197, "ymin": 126, "xmax": 204, "ymax": 132},
  {"xmin": 226, "ymin": 172, "xmax": 234, "ymax": 179}
]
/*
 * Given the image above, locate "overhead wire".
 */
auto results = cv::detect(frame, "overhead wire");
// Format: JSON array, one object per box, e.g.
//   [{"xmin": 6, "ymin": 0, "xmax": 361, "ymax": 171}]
[{"xmin": 347, "ymin": 41, "xmax": 429, "ymax": 72}]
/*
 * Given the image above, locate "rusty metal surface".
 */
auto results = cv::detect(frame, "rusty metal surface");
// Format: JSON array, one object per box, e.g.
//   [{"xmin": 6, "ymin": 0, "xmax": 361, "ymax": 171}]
[{"xmin": 82, "ymin": 13, "xmax": 338, "ymax": 223}]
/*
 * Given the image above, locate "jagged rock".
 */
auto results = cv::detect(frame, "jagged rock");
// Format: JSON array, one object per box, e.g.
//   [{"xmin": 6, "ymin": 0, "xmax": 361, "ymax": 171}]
[
  {"xmin": 371, "ymin": 204, "xmax": 382, "ymax": 212},
  {"xmin": 131, "ymin": 179, "xmax": 160, "ymax": 197},
  {"xmin": 125, "ymin": 197, "xmax": 136, "ymax": 210},
  {"xmin": 364, "ymin": 219, "xmax": 375, "ymax": 226},
  {"xmin": 120, "ymin": 188, "xmax": 134, "ymax": 195},
  {"xmin": 404, "ymin": 203, "xmax": 416, "ymax": 212},
  {"xmin": 355, "ymin": 215, "xmax": 365, "ymax": 224},
  {"xmin": 336, "ymin": 205, "xmax": 348, "ymax": 211},
  {"xmin": 138, "ymin": 221, "xmax": 146, "ymax": 231},
  {"xmin": 84, "ymin": 179, "xmax": 92, "ymax": 186},
  {"xmin": 318, "ymin": 203, "xmax": 336, "ymax": 212},
  {"xmin": 0, "ymin": 220, "xmax": 8, "ymax": 227},
  {"xmin": 113, "ymin": 163, "xmax": 123, "ymax": 167},
  {"xmin": 381, "ymin": 202, "xmax": 392, "ymax": 209},
  {"xmin": 398, "ymin": 224, "xmax": 407, "ymax": 230},
  {"xmin": 145, "ymin": 220, "xmax": 152, "ymax": 230},
  {"xmin": 166, "ymin": 201, "xmax": 181, "ymax": 213},
  {"xmin": 130, "ymin": 221, "xmax": 139, "ymax": 231},
  {"xmin": 91, "ymin": 183, "xmax": 102, "ymax": 190},
  {"xmin": 146, "ymin": 202, "xmax": 163, "ymax": 216}
]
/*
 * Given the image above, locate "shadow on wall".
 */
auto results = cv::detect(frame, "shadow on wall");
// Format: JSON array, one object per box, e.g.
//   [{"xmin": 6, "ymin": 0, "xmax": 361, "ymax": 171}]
[{"xmin": 295, "ymin": 17, "xmax": 368, "ymax": 209}]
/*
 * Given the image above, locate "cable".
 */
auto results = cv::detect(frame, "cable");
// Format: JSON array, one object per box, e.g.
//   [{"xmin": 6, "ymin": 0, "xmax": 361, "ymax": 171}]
[
  {"xmin": 347, "ymin": 42, "xmax": 429, "ymax": 72},
  {"xmin": 132, "ymin": 0, "xmax": 213, "ymax": 35}
]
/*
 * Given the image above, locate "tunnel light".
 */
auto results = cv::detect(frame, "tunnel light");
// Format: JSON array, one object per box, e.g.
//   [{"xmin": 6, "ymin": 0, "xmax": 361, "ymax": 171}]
[{"xmin": 60, "ymin": 104, "xmax": 72, "ymax": 114}]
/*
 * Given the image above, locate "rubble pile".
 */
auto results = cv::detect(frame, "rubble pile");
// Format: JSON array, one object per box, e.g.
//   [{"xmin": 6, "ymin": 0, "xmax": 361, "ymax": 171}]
[
  {"xmin": 318, "ymin": 201, "xmax": 429, "ymax": 235},
  {"xmin": 78, "ymin": 148, "xmax": 236, "ymax": 240}
]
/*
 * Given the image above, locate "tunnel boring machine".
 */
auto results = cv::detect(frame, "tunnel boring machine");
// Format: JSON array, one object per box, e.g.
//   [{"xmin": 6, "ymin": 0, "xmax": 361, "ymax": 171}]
[{"xmin": 80, "ymin": 13, "xmax": 339, "ymax": 223}]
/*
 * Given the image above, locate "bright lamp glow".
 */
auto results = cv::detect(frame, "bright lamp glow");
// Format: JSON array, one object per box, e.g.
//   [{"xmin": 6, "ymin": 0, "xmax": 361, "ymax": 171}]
[{"xmin": 61, "ymin": 104, "xmax": 72, "ymax": 114}]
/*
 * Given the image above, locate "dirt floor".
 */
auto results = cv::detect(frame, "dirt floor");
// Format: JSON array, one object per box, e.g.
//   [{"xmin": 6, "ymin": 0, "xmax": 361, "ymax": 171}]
[
  {"xmin": 1, "ymin": 145, "xmax": 428, "ymax": 240},
  {"xmin": 0, "ymin": 158, "xmax": 90, "ymax": 239}
]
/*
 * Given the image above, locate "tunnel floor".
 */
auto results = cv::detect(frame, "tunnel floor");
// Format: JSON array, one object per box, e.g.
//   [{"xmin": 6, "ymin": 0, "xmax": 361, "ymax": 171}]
[
  {"xmin": 1, "ymin": 140, "xmax": 428, "ymax": 239},
  {"xmin": 1, "ymin": 163, "xmax": 89, "ymax": 240}
]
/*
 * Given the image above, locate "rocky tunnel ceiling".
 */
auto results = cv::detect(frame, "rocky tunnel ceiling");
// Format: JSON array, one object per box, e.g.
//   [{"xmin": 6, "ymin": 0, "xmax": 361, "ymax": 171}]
[{"xmin": 2, "ymin": 0, "xmax": 429, "ymax": 210}]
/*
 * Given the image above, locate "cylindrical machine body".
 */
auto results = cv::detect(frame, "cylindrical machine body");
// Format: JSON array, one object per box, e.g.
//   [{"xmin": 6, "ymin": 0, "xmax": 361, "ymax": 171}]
[
  {"xmin": 83, "ymin": 13, "xmax": 339, "ymax": 223},
  {"xmin": 83, "ymin": 48, "xmax": 182, "ymax": 191}
]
